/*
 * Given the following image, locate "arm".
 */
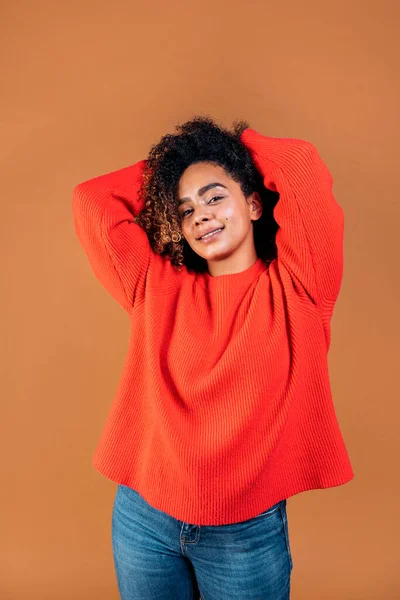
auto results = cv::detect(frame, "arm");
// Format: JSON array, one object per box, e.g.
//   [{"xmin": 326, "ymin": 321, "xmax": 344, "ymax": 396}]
[
  {"xmin": 72, "ymin": 159, "xmax": 150, "ymax": 314},
  {"xmin": 241, "ymin": 128, "xmax": 344, "ymax": 314}
]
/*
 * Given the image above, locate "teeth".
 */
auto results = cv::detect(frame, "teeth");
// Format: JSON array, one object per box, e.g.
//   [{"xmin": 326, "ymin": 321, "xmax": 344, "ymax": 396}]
[{"xmin": 201, "ymin": 228, "xmax": 222, "ymax": 240}]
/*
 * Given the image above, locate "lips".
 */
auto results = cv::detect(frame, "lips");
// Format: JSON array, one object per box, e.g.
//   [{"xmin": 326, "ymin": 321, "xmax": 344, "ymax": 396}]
[{"xmin": 196, "ymin": 226, "xmax": 225, "ymax": 241}]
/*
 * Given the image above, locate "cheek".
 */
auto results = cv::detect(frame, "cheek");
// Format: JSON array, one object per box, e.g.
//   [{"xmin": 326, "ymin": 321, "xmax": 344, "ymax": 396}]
[
  {"xmin": 219, "ymin": 204, "xmax": 235, "ymax": 222},
  {"xmin": 181, "ymin": 221, "xmax": 191, "ymax": 240},
  {"xmin": 220, "ymin": 204, "xmax": 243, "ymax": 226}
]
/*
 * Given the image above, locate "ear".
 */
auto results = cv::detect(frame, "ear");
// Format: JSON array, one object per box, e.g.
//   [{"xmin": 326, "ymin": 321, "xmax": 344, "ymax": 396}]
[{"xmin": 249, "ymin": 191, "xmax": 263, "ymax": 221}]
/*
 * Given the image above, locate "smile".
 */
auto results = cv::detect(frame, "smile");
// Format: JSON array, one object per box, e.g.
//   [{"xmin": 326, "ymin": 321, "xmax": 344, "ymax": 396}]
[{"xmin": 197, "ymin": 228, "xmax": 224, "ymax": 242}]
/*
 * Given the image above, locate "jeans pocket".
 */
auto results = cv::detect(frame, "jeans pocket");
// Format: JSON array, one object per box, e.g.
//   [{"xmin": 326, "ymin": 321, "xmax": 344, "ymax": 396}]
[{"xmin": 279, "ymin": 501, "xmax": 293, "ymax": 572}]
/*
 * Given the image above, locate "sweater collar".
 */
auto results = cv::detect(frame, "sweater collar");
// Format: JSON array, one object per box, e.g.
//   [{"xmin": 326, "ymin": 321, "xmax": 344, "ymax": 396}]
[{"xmin": 196, "ymin": 257, "xmax": 267, "ymax": 291}]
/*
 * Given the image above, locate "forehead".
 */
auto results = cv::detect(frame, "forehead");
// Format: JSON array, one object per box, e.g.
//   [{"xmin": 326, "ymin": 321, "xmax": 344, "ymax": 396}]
[{"xmin": 178, "ymin": 162, "xmax": 232, "ymax": 193}]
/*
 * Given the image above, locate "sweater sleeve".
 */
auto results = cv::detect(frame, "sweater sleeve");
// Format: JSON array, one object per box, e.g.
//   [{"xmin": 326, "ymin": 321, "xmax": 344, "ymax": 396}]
[
  {"xmin": 241, "ymin": 128, "xmax": 344, "ymax": 311},
  {"xmin": 72, "ymin": 159, "xmax": 150, "ymax": 314}
]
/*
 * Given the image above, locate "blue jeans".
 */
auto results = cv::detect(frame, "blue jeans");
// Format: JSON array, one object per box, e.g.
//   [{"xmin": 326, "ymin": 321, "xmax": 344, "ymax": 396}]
[{"xmin": 112, "ymin": 484, "xmax": 293, "ymax": 599}]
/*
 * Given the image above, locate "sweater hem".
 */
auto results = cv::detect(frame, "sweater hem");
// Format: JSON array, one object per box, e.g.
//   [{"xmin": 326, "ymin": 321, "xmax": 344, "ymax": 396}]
[{"xmin": 92, "ymin": 457, "xmax": 355, "ymax": 526}]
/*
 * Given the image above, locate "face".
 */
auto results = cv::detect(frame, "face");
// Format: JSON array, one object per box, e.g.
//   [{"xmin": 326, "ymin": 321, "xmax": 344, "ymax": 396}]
[{"xmin": 177, "ymin": 162, "xmax": 262, "ymax": 269}]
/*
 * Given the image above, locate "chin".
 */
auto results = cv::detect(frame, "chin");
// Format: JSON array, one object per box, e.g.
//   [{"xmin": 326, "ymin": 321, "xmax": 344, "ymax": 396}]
[
  {"xmin": 187, "ymin": 236, "xmax": 237, "ymax": 261},
  {"xmin": 200, "ymin": 248, "xmax": 233, "ymax": 262}
]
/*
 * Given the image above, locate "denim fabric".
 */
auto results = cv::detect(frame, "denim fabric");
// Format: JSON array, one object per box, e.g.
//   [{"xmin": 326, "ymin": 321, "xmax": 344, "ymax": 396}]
[{"xmin": 112, "ymin": 484, "xmax": 293, "ymax": 599}]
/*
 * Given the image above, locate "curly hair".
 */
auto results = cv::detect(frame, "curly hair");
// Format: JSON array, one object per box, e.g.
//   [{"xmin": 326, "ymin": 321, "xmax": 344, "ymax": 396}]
[{"xmin": 134, "ymin": 115, "xmax": 279, "ymax": 272}]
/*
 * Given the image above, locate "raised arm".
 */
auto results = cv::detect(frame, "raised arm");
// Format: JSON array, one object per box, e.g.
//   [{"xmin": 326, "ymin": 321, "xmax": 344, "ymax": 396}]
[
  {"xmin": 72, "ymin": 159, "xmax": 151, "ymax": 314},
  {"xmin": 241, "ymin": 128, "xmax": 344, "ymax": 315}
]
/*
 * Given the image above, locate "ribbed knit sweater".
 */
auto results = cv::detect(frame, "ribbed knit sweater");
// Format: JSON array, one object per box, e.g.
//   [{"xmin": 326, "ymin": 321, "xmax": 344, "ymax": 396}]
[{"xmin": 72, "ymin": 127, "xmax": 354, "ymax": 526}]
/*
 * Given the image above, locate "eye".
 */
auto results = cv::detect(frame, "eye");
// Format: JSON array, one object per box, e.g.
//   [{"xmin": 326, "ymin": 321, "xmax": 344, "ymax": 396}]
[{"xmin": 180, "ymin": 196, "xmax": 223, "ymax": 219}]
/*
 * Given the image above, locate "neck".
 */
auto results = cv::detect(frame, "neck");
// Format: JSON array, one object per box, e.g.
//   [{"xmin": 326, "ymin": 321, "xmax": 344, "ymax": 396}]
[{"xmin": 207, "ymin": 247, "xmax": 258, "ymax": 277}]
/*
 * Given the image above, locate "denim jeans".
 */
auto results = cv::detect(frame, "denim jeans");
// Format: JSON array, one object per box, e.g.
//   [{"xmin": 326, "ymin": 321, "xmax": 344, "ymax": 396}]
[{"xmin": 112, "ymin": 484, "xmax": 293, "ymax": 599}]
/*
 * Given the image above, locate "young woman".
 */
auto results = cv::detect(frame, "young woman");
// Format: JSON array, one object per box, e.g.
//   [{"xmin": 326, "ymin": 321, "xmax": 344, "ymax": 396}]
[{"xmin": 72, "ymin": 116, "xmax": 354, "ymax": 600}]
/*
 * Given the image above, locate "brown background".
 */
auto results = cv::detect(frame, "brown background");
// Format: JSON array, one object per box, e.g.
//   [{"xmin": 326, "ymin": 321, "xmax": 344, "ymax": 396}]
[{"xmin": 2, "ymin": 1, "xmax": 399, "ymax": 598}]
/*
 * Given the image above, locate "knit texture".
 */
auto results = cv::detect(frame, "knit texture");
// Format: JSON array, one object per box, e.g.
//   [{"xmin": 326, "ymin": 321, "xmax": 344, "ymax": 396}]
[{"xmin": 72, "ymin": 127, "xmax": 354, "ymax": 526}]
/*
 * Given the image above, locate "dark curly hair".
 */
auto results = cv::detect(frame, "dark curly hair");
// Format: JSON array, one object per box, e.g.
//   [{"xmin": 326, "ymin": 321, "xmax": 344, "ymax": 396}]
[{"xmin": 134, "ymin": 115, "xmax": 279, "ymax": 272}]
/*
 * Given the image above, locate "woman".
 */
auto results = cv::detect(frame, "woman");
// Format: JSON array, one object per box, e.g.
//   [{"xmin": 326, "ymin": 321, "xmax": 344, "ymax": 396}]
[{"xmin": 72, "ymin": 116, "xmax": 354, "ymax": 599}]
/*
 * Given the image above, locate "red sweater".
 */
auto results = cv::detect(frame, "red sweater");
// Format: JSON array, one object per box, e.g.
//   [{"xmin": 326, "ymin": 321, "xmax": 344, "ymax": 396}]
[{"xmin": 72, "ymin": 127, "xmax": 354, "ymax": 526}]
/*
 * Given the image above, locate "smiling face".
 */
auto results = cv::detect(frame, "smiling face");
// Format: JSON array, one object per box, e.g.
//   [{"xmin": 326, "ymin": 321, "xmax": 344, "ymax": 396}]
[{"xmin": 177, "ymin": 161, "xmax": 263, "ymax": 276}]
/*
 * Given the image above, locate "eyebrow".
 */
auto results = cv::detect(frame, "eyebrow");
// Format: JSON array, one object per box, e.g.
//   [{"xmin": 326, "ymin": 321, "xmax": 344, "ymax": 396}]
[{"xmin": 178, "ymin": 182, "xmax": 228, "ymax": 206}]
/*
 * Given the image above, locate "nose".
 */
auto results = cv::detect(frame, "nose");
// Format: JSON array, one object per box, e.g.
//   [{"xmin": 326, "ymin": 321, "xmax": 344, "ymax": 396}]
[
  {"xmin": 194, "ymin": 206, "xmax": 214, "ymax": 225},
  {"xmin": 196, "ymin": 215, "xmax": 211, "ymax": 225}
]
